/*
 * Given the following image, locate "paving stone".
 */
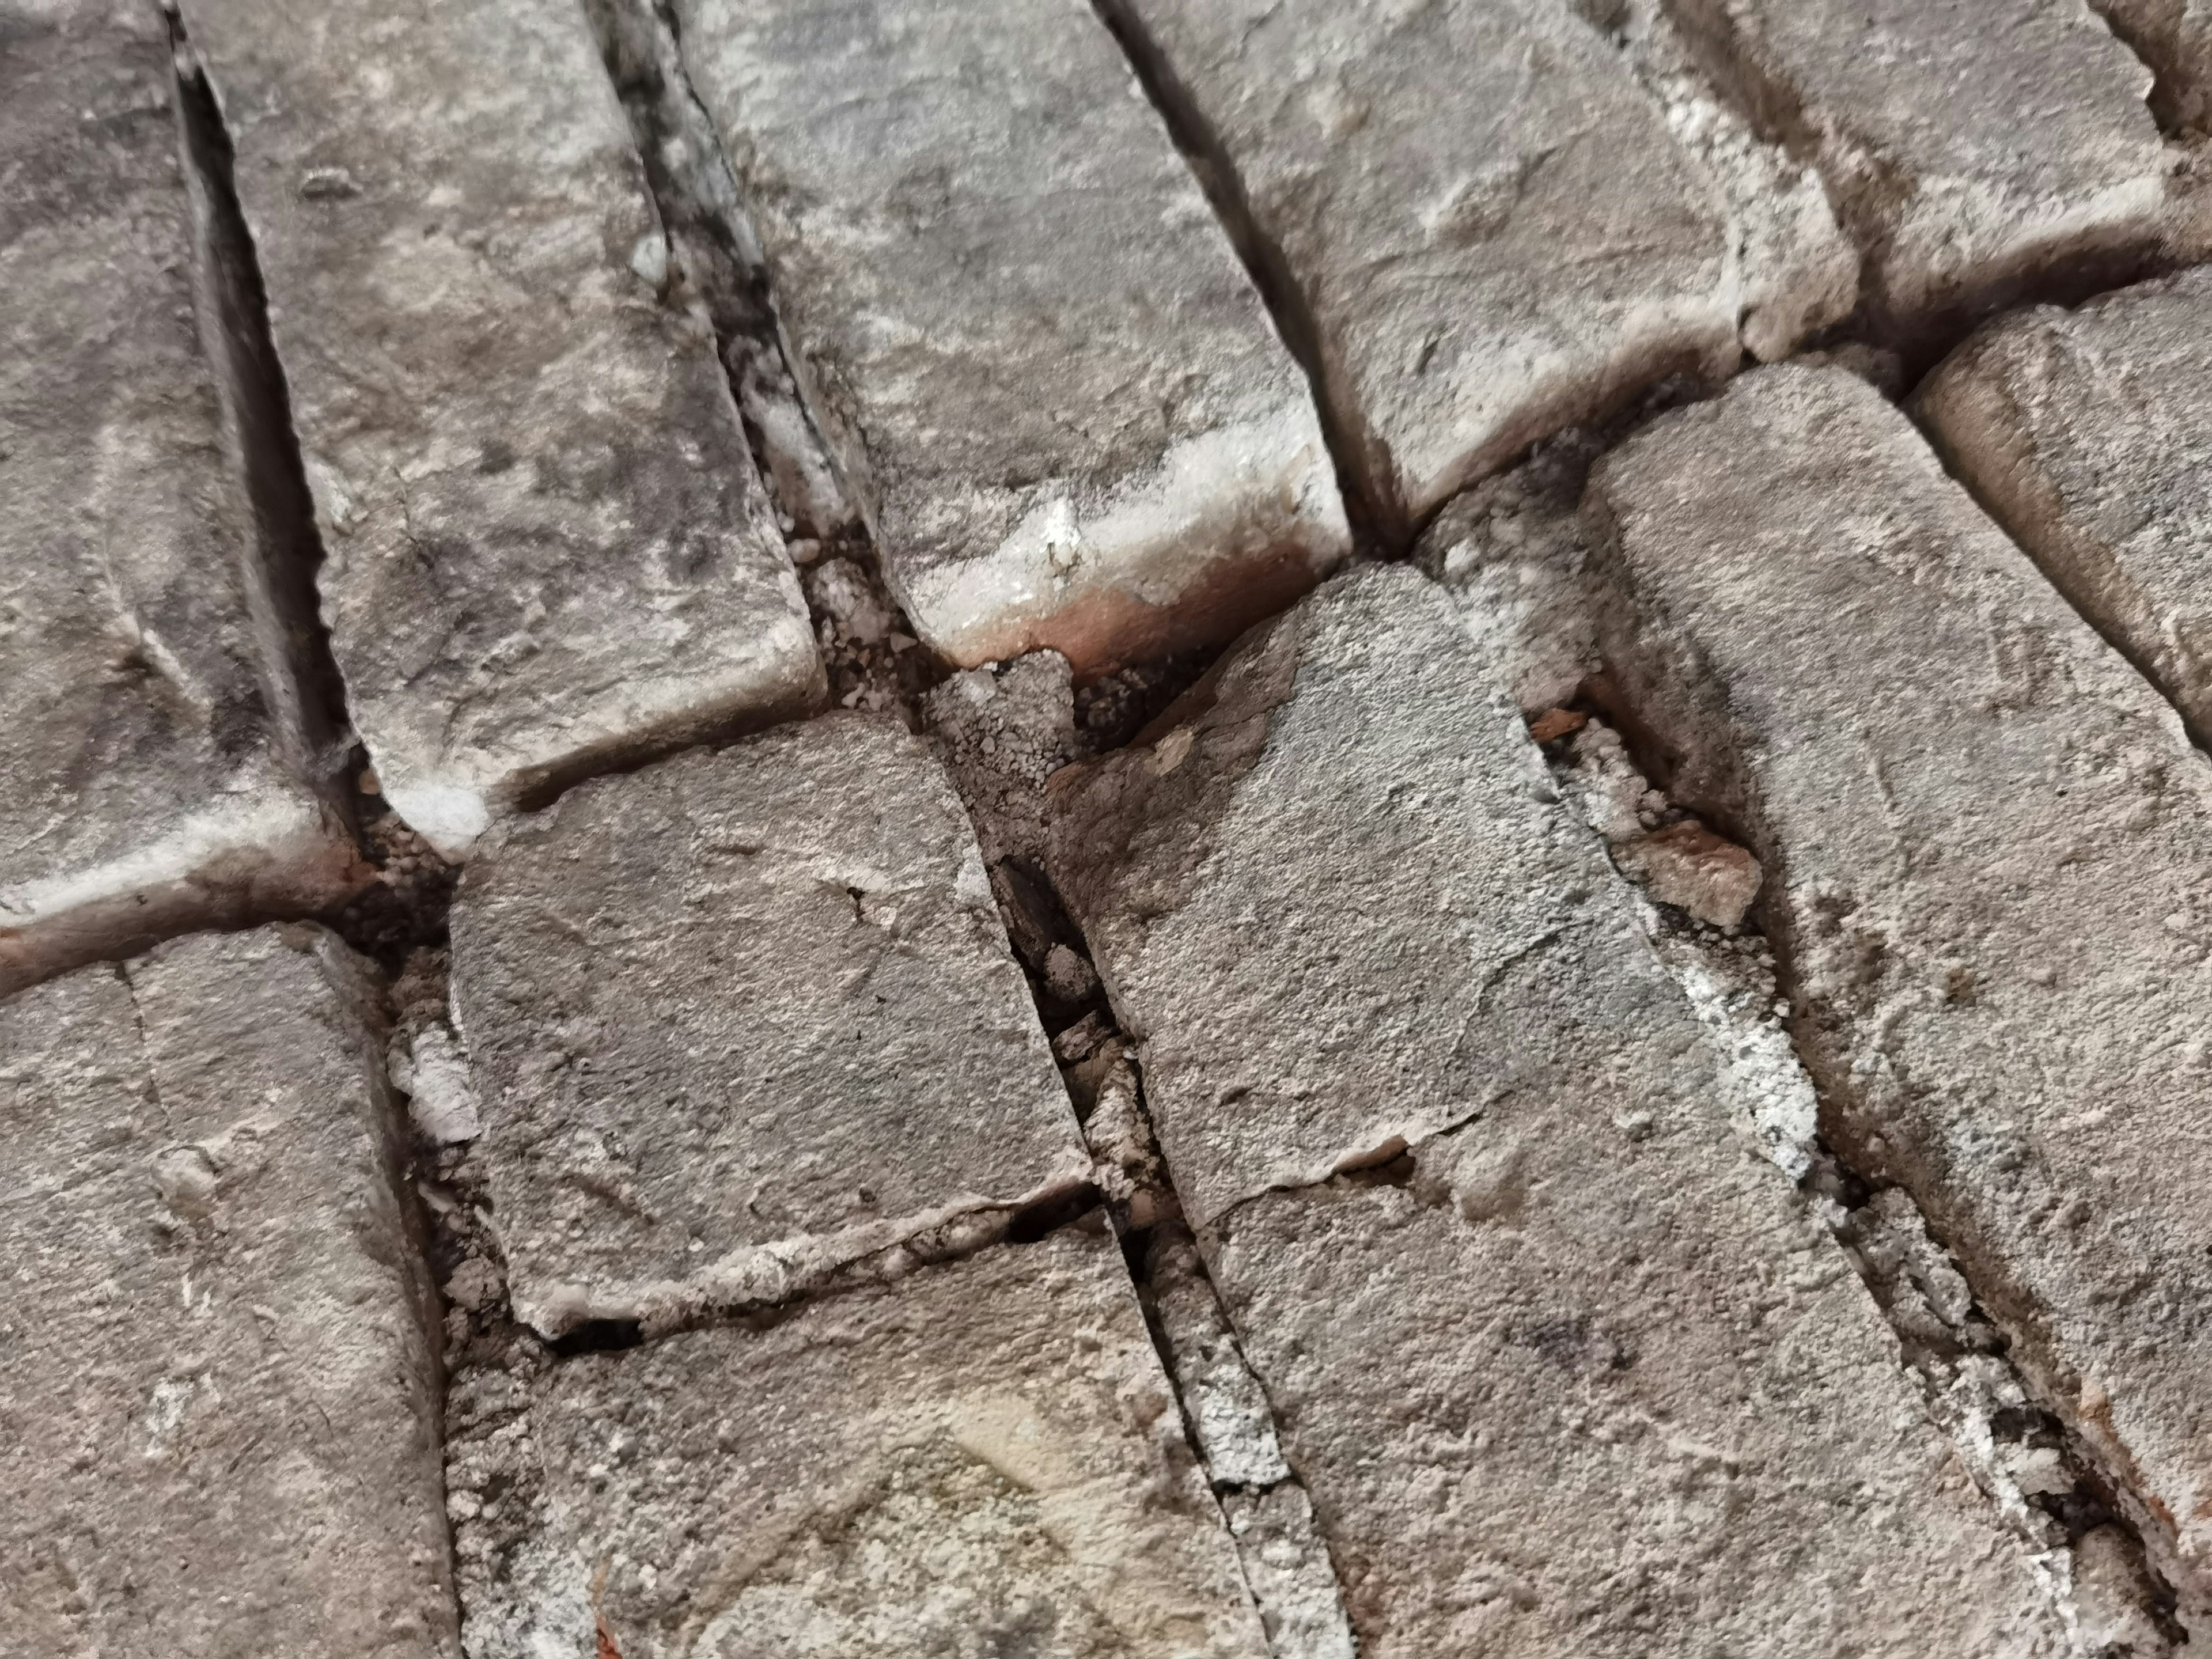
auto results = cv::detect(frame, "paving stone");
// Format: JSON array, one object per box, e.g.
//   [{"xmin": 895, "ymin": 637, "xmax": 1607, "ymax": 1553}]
[
  {"xmin": 177, "ymin": 0, "xmax": 823, "ymax": 860},
  {"xmin": 447, "ymin": 1227, "xmax": 1267, "ymax": 1659},
  {"xmin": 0, "ymin": 0, "xmax": 361, "ymax": 997},
  {"xmin": 0, "ymin": 926, "xmax": 454, "ymax": 1655},
  {"xmin": 1107, "ymin": 0, "xmax": 1853, "ymax": 531},
  {"xmin": 671, "ymin": 0, "xmax": 1349, "ymax": 675},
  {"xmin": 1586, "ymin": 362, "xmax": 2212, "ymax": 1603},
  {"xmin": 450, "ymin": 713, "xmax": 1090, "ymax": 1337},
  {"xmin": 1047, "ymin": 565, "xmax": 2065, "ymax": 1653},
  {"xmin": 1667, "ymin": 0, "xmax": 2180, "ymax": 337},
  {"xmin": 1917, "ymin": 267, "xmax": 2212, "ymax": 740}
]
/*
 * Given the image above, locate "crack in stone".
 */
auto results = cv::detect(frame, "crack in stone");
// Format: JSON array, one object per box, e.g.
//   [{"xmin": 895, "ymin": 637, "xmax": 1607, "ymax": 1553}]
[
  {"xmin": 1088, "ymin": 0, "xmax": 1404, "ymax": 556},
  {"xmin": 1546, "ymin": 706, "xmax": 2190, "ymax": 1654}
]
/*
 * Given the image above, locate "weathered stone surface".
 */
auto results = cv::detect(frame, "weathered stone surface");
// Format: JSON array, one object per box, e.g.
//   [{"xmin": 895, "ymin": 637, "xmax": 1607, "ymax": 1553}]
[
  {"xmin": 1587, "ymin": 363, "xmax": 2212, "ymax": 1602},
  {"xmin": 178, "ymin": 0, "xmax": 822, "ymax": 859},
  {"xmin": 1109, "ymin": 0, "xmax": 1853, "ymax": 530},
  {"xmin": 1667, "ymin": 0, "xmax": 2179, "ymax": 335},
  {"xmin": 1918, "ymin": 267, "xmax": 2212, "ymax": 739},
  {"xmin": 1210, "ymin": 1154, "xmax": 2068, "ymax": 1658},
  {"xmin": 0, "ymin": 926, "xmax": 454, "ymax": 1654},
  {"xmin": 0, "ymin": 0, "xmax": 361, "ymax": 996},
  {"xmin": 672, "ymin": 0, "xmax": 1349, "ymax": 675},
  {"xmin": 450, "ymin": 714, "xmax": 1089, "ymax": 1336},
  {"xmin": 1048, "ymin": 566, "xmax": 2066, "ymax": 1653},
  {"xmin": 447, "ymin": 1228, "xmax": 1267, "ymax": 1658}
]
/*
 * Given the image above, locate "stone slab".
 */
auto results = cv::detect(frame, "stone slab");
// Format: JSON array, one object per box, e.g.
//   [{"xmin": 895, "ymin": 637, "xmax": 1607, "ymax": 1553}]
[
  {"xmin": 178, "ymin": 0, "xmax": 822, "ymax": 859},
  {"xmin": 447, "ymin": 1227, "xmax": 1267, "ymax": 1658},
  {"xmin": 1666, "ymin": 0, "xmax": 2179, "ymax": 336},
  {"xmin": 1588, "ymin": 362, "xmax": 2212, "ymax": 1600},
  {"xmin": 1918, "ymin": 267, "xmax": 2212, "ymax": 740},
  {"xmin": 0, "ymin": 0, "xmax": 361, "ymax": 996},
  {"xmin": 1109, "ymin": 0, "xmax": 1849, "ymax": 528},
  {"xmin": 1047, "ymin": 565, "xmax": 2064, "ymax": 1652},
  {"xmin": 0, "ymin": 926, "xmax": 454, "ymax": 1655},
  {"xmin": 450, "ymin": 713, "xmax": 1090, "ymax": 1336},
  {"xmin": 672, "ymin": 0, "xmax": 1349, "ymax": 675}
]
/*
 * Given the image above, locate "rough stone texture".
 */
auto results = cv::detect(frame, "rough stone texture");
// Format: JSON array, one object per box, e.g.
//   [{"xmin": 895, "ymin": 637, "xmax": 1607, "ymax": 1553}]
[
  {"xmin": 1918, "ymin": 267, "xmax": 2212, "ymax": 741},
  {"xmin": 0, "ymin": 0, "xmax": 361, "ymax": 997},
  {"xmin": 672, "ymin": 0, "xmax": 1349, "ymax": 675},
  {"xmin": 1109, "ymin": 0, "xmax": 1854, "ymax": 531},
  {"xmin": 0, "ymin": 926, "xmax": 455, "ymax": 1655},
  {"xmin": 1048, "ymin": 566, "xmax": 2069, "ymax": 1655},
  {"xmin": 178, "ymin": 0, "xmax": 823, "ymax": 859},
  {"xmin": 446, "ymin": 1228, "xmax": 1267, "ymax": 1658},
  {"xmin": 1666, "ymin": 0, "xmax": 2181, "ymax": 338},
  {"xmin": 2092, "ymin": 0, "xmax": 2212, "ymax": 135},
  {"xmin": 450, "ymin": 714, "xmax": 1090, "ymax": 1336},
  {"xmin": 1587, "ymin": 363, "xmax": 2212, "ymax": 1605}
]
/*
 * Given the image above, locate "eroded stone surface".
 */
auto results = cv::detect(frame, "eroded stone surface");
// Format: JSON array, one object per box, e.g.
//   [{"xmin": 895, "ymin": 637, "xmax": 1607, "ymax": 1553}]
[
  {"xmin": 450, "ymin": 714, "xmax": 1089, "ymax": 1336},
  {"xmin": 1111, "ymin": 0, "xmax": 1852, "ymax": 529},
  {"xmin": 178, "ymin": 0, "xmax": 821, "ymax": 859},
  {"xmin": 1918, "ymin": 267, "xmax": 2212, "ymax": 739},
  {"xmin": 446, "ymin": 1228, "xmax": 1267, "ymax": 1659},
  {"xmin": 1667, "ymin": 0, "xmax": 2180, "ymax": 336},
  {"xmin": 672, "ymin": 0, "xmax": 1349, "ymax": 674},
  {"xmin": 0, "ymin": 0, "xmax": 361, "ymax": 995},
  {"xmin": 0, "ymin": 926, "xmax": 454, "ymax": 1655},
  {"xmin": 1048, "ymin": 565, "xmax": 2067, "ymax": 1654},
  {"xmin": 1588, "ymin": 363, "xmax": 2212, "ymax": 1603}
]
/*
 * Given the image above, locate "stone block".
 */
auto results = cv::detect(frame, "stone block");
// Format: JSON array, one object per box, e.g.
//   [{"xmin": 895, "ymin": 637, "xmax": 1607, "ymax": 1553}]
[
  {"xmin": 1588, "ymin": 362, "xmax": 2212, "ymax": 1600},
  {"xmin": 450, "ymin": 713, "xmax": 1090, "ymax": 1336},
  {"xmin": 178, "ymin": 0, "xmax": 823, "ymax": 858},
  {"xmin": 0, "ymin": 927, "xmax": 455, "ymax": 1654},
  {"xmin": 672, "ymin": 0, "xmax": 1349, "ymax": 673}
]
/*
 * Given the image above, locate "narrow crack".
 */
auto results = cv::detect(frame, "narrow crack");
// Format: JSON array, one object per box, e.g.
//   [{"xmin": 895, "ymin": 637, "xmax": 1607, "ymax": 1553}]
[
  {"xmin": 579, "ymin": 0, "xmax": 940, "ymax": 721},
  {"xmin": 1088, "ymin": 0, "xmax": 1404, "ymax": 555},
  {"xmin": 163, "ymin": 9, "xmax": 361, "ymax": 834},
  {"xmin": 1540, "ymin": 704, "xmax": 2191, "ymax": 1654}
]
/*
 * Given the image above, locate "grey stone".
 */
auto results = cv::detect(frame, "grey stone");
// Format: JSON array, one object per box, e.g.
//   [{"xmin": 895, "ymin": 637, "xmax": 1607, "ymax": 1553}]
[
  {"xmin": 1108, "ymin": 0, "xmax": 1853, "ymax": 531},
  {"xmin": 0, "ymin": 926, "xmax": 455, "ymax": 1655},
  {"xmin": 0, "ymin": 0, "xmax": 362, "ymax": 997},
  {"xmin": 446, "ymin": 1227, "xmax": 1268, "ymax": 1659},
  {"xmin": 1209, "ymin": 1157, "xmax": 2068, "ymax": 1658},
  {"xmin": 177, "ymin": 0, "xmax": 822, "ymax": 860},
  {"xmin": 672, "ymin": 0, "xmax": 1349, "ymax": 675},
  {"xmin": 1050, "ymin": 565, "xmax": 2069, "ymax": 1654},
  {"xmin": 1917, "ymin": 267, "xmax": 2212, "ymax": 740},
  {"xmin": 1586, "ymin": 362, "xmax": 2212, "ymax": 1606},
  {"xmin": 1667, "ymin": 0, "xmax": 2182, "ymax": 335},
  {"xmin": 450, "ymin": 713, "xmax": 1090, "ymax": 1337}
]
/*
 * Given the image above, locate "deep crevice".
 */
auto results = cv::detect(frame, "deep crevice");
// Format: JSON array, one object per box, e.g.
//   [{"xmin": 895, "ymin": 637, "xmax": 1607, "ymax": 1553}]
[
  {"xmin": 1088, "ymin": 0, "xmax": 1404, "ymax": 556},
  {"xmin": 1544, "ymin": 687, "xmax": 2198, "ymax": 1647},
  {"xmin": 164, "ymin": 12, "xmax": 362, "ymax": 836},
  {"xmin": 580, "ymin": 0, "xmax": 942, "ymax": 724}
]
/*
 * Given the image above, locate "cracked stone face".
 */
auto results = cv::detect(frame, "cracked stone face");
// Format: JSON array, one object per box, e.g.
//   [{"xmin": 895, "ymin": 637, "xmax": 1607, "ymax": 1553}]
[
  {"xmin": 670, "ymin": 0, "xmax": 1350, "ymax": 674},
  {"xmin": 0, "ymin": 926, "xmax": 454, "ymax": 1656},
  {"xmin": 1917, "ymin": 265, "xmax": 2212, "ymax": 740},
  {"xmin": 175, "ymin": 0, "xmax": 823, "ymax": 859},
  {"xmin": 446, "ymin": 1228, "xmax": 1266, "ymax": 1659},
  {"xmin": 1109, "ymin": 0, "xmax": 1850, "ymax": 529},
  {"xmin": 1588, "ymin": 362, "xmax": 2212, "ymax": 1601},
  {"xmin": 1047, "ymin": 564, "xmax": 2076, "ymax": 1654},
  {"xmin": 0, "ymin": 0, "xmax": 362, "ymax": 995},
  {"xmin": 450, "ymin": 713, "xmax": 1090, "ymax": 1336},
  {"xmin": 1666, "ymin": 0, "xmax": 2183, "ymax": 336}
]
